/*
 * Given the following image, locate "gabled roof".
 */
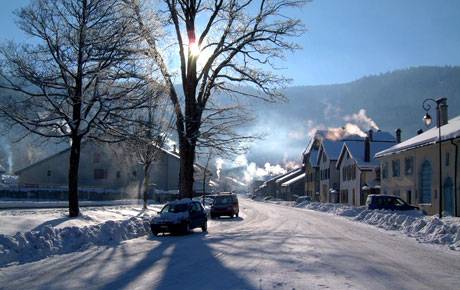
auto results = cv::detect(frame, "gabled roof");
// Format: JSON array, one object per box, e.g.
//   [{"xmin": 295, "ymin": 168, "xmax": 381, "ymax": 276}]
[
  {"xmin": 375, "ymin": 115, "xmax": 460, "ymax": 158},
  {"xmin": 275, "ymin": 168, "xmax": 302, "ymax": 184},
  {"xmin": 281, "ymin": 173, "xmax": 306, "ymax": 187},
  {"xmin": 308, "ymin": 150, "xmax": 319, "ymax": 167},
  {"xmin": 337, "ymin": 141, "xmax": 396, "ymax": 170},
  {"xmin": 317, "ymin": 140, "xmax": 345, "ymax": 164},
  {"xmin": 302, "ymin": 130, "xmax": 328, "ymax": 155}
]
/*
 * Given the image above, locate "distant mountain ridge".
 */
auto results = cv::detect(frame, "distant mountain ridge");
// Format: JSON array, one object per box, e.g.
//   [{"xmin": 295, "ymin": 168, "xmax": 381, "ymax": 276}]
[{"xmin": 247, "ymin": 66, "xmax": 460, "ymax": 165}]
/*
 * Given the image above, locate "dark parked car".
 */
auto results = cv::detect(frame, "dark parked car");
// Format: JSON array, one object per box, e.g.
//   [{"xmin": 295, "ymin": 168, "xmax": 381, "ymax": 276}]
[
  {"xmin": 295, "ymin": 196, "xmax": 313, "ymax": 204},
  {"xmin": 210, "ymin": 192, "xmax": 239, "ymax": 218},
  {"xmin": 366, "ymin": 194, "xmax": 419, "ymax": 211},
  {"xmin": 150, "ymin": 199, "xmax": 207, "ymax": 235}
]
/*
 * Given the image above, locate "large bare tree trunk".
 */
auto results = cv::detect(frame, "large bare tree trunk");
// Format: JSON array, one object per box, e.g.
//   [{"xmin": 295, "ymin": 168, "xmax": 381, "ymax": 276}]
[
  {"xmin": 178, "ymin": 139, "xmax": 196, "ymax": 199},
  {"xmin": 68, "ymin": 136, "xmax": 81, "ymax": 217}
]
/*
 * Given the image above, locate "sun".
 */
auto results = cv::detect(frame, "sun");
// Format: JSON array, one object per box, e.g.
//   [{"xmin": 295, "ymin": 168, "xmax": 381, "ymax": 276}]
[{"xmin": 189, "ymin": 41, "xmax": 201, "ymax": 57}]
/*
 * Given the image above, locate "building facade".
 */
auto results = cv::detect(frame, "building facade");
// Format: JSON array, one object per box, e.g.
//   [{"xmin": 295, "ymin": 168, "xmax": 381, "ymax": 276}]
[{"xmin": 376, "ymin": 116, "xmax": 460, "ymax": 216}]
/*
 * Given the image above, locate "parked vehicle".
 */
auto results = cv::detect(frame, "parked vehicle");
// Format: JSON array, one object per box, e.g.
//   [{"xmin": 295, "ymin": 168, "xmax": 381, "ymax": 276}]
[
  {"xmin": 264, "ymin": 196, "xmax": 274, "ymax": 201},
  {"xmin": 366, "ymin": 194, "xmax": 419, "ymax": 211},
  {"xmin": 210, "ymin": 192, "xmax": 239, "ymax": 218},
  {"xmin": 295, "ymin": 196, "xmax": 313, "ymax": 204},
  {"xmin": 150, "ymin": 199, "xmax": 207, "ymax": 236}
]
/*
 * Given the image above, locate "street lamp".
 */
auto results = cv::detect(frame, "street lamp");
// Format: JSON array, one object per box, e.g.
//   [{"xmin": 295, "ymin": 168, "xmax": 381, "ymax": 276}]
[{"xmin": 422, "ymin": 98, "xmax": 446, "ymax": 218}]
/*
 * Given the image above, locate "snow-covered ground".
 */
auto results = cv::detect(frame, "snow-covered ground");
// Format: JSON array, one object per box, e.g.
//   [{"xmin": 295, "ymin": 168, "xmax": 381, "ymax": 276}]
[
  {"xmin": 269, "ymin": 198, "xmax": 460, "ymax": 251},
  {"xmin": 1, "ymin": 197, "xmax": 460, "ymax": 289}
]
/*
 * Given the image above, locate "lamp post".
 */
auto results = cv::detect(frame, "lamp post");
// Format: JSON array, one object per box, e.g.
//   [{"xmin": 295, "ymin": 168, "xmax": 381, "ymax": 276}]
[{"xmin": 422, "ymin": 98, "xmax": 445, "ymax": 218}]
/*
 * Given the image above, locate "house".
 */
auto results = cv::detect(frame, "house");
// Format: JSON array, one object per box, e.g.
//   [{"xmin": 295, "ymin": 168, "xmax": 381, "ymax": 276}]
[
  {"xmin": 375, "ymin": 114, "xmax": 460, "ymax": 217},
  {"xmin": 336, "ymin": 131, "xmax": 397, "ymax": 206},
  {"xmin": 280, "ymin": 172, "xmax": 306, "ymax": 201},
  {"xmin": 317, "ymin": 139, "xmax": 345, "ymax": 203},
  {"xmin": 317, "ymin": 131, "xmax": 395, "ymax": 204},
  {"xmin": 305, "ymin": 149, "xmax": 319, "ymax": 201},
  {"xmin": 302, "ymin": 130, "xmax": 328, "ymax": 201},
  {"xmin": 275, "ymin": 168, "xmax": 303, "ymax": 200},
  {"xmin": 14, "ymin": 141, "xmax": 210, "ymax": 197}
]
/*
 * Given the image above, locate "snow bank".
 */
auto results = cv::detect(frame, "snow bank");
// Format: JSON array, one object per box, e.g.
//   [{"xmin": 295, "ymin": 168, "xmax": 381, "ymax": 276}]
[
  {"xmin": 0, "ymin": 214, "xmax": 153, "ymax": 266},
  {"xmin": 279, "ymin": 200, "xmax": 460, "ymax": 251}
]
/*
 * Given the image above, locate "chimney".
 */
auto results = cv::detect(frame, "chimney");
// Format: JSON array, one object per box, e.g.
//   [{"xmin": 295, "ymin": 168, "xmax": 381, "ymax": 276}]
[
  {"xmin": 417, "ymin": 129, "xmax": 423, "ymax": 135},
  {"xmin": 364, "ymin": 137, "xmax": 370, "ymax": 162},
  {"xmin": 395, "ymin": 128, "xmax": 402, "ymax": 143},
  {"xmin": 368, "ymin": 129, "xmax": 373, "ymax": 141},
  {"xmin": 438, "ymin": 98, "xmax": 448, "ymax": 127}
]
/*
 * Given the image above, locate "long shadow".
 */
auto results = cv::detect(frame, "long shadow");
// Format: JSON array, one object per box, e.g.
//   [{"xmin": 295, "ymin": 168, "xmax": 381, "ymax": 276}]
[
  {"xmin": 31, "ymin": 217, "xmax": 69, "ymax": 232},
  {"xmin": 155, "ymin": 231, "xmax": 256, "ymax": 290},
  {"xmin": 99, "ymin": 238, "xmax": 173, "ymax": 290},
  {"xmin": 94, "ymin": 229, "xmax": 256, "ymax": 290}
]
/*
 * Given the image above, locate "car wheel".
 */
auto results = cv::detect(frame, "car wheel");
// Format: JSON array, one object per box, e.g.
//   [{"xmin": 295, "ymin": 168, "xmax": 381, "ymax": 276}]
[
  {"xmin": 184, "ymin": 222, "xmax": 190, "ymax": 234},
  {"xmin": 150, "ymin": 225, "xmax": 158, "ymax": 236},
  {"xmin": 201, "ymin": 221, "xmax": 207, "ymax": 232}
]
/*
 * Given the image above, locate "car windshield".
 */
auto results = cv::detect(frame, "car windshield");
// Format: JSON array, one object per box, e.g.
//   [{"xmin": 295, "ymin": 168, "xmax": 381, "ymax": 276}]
[
  {"xmin": 214, "ymin": 196, "xmax": 233, "ymax": 205},
  {"xmin": 161, "ymin": 203, "xmax": 189, "ymax": 213}
]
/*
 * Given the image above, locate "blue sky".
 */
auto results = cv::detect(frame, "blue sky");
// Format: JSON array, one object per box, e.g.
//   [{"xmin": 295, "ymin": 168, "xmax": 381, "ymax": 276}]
[{"xmin": 0, "ymin": 0, "xmax": 459, "ymax": 86}]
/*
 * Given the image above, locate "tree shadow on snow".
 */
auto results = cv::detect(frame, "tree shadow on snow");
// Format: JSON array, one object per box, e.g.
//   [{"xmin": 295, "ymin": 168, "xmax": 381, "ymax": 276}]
[
  {"xmin": 31, "ymin": 217, "xmax": 69, "ymax": 232},
  {"xmin": 97, "ymin": 230, "xmax": 255, "ymax": 290}
]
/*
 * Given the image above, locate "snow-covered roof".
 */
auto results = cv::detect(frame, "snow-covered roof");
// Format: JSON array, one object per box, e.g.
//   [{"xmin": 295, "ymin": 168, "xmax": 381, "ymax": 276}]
[
  {"xmin": 371, "ymin": 131, "xmax": 396, "ymax": 142},
  {"xmin": 338, "ymin": 141, "xmax": 395, "ymax": 170},
  {"xmin": 281, "ymin": 173, "xmax": 306, "ymax": 187},
  {"xmin": 375, "ymin": 115, "xmax": 460, "ymax": 158},
  {"xmin": 308, "ymin": 150, "xmax": 319, "ymax": 167},
  {"xmin": 318, "ymin": 140, "xmax": 345, "ymax": 163},
  {"xmin": 302, "ymin": 130, "xmax": 328, "ymax": 155},
  {"xmin": 275, "ymin": 168, "xmax": 302, "ymax": 184}
]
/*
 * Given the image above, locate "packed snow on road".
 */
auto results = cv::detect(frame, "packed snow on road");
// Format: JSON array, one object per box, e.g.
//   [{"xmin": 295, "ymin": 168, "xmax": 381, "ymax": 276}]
[{"xmin": 0, "ymin": 196, "xmax": 459, "ymax": 289}]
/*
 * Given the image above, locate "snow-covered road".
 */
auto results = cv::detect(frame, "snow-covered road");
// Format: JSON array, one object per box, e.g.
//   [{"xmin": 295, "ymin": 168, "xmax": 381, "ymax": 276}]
[{"xmin": 1, "ymin": 198, "xmax": 459, "ymax": 289}]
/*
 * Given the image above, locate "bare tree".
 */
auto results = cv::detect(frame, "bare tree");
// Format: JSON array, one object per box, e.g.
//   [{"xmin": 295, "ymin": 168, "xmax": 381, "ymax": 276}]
[
  {"xmin": 125, "ymin": 85, "xmax": 174, "ymax": 209},
  {"xmin": 0, "ymin": 0, "xmax": 148, "ymax": 217},
  {"xmin": 126, "ymin": 0, "xmax": 307, "ymax": 199}
]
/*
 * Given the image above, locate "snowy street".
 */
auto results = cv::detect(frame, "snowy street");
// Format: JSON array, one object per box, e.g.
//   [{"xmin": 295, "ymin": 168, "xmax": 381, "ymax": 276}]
[{"xmin": 1, "ymin": 197, "xmax": 460, "ymax": 290}]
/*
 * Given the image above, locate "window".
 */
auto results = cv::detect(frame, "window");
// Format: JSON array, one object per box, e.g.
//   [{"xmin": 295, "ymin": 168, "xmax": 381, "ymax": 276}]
[
  {"xmin": 352, "ymin": 164, "xmax": 356, "ymax": 180},
  {"xmin": 93, "ymin": 153, "xmax": 101, "ymax": 163},
  {"xmin": 132, "ymin": 171, "xmax": 137, "ymax": 178},
  {"xmin": 404, "ymin": 157, "xmax": 414, "ymax": 176},
  {"xmin": 382, "ymin": 162, "xmax": 388, "ymax": 179},
  {"xmin": 116, "ymin": 171, "xmax": 121, "ymax": 179},
  {"xmin": 392, "ymin": 159, "xmax": 400, "ymax": 177},
  {"xmin": 420, "ymin": 160, "xmax": 432, "ymax": 204},
  {"xmin": 445, "ymin": 152, "xmax": 450, "ymax": 167},
  {"xmin": 94, "ymin": 168, "xmax": 108, "ymax": 180},
  {"xmin": 393, "ymin": 190, "xmax": 400, "ymax": 197},
  {"xmin": 342, "ymin": 167, "xmax": 346, "ymax": 181},
  {"xmin": 47, "ymin": 170, "xmax": 51, "ymax": 177}
]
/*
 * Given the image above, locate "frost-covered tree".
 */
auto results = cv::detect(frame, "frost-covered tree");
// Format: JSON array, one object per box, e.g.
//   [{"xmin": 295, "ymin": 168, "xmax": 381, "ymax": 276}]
[
  {"xmin": 125, "ymin": 0, "xmax": 307, "ymax": 199},
  {"xmin": 124, "ymin": 85, "xmax": 174, "ymax": 209},
  {"xmin": 0, "ymin": 0, "xmax": 149, "ymax": 217}
]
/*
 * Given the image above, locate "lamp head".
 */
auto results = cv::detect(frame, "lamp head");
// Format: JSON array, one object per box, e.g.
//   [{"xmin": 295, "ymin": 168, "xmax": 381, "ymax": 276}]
[{"xmin": 423, "ymin": 113, "xmax": 432, "ymax": 127}]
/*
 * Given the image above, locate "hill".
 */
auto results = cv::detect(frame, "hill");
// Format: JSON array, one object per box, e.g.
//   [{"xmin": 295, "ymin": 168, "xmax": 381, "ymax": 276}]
[{"xmin": 246, "ymin": 66, "xmax": 460, "ymax": 166}]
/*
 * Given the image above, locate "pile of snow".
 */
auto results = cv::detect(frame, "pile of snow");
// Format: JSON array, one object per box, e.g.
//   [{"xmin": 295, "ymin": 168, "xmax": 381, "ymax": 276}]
[
  {"xmin": 262, "ymin": 199, "xmax": 460, "ymax": 251},
  {"xmin": 0, "ymin": 214, "xmax": 154, "ymax": 266}
]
